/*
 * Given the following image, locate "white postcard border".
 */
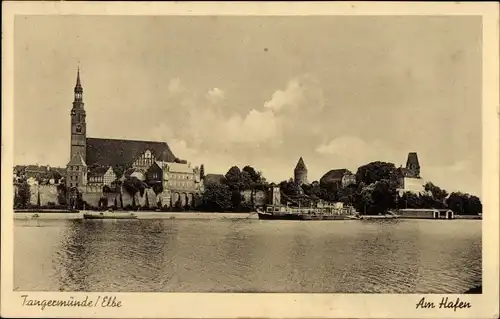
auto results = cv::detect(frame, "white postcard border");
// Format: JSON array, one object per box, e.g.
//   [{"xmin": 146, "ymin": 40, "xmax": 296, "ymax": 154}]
[{"xmin": 1, "ymin": 2, "xmax": 499, "ymax": 318}]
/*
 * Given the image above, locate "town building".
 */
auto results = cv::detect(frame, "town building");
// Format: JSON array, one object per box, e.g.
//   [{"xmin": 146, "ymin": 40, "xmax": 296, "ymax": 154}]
[
  {"xmin": 87, "ymin": 166, "xmax": 116, "ymax": 187},
  {"xmin": 319, "ymin": 169, "xmax": 356, "ymax": 191},
  {"xmin": 146, "ymin": 161, "xmax": 202, "ymax": 206},
  {"xmin": 294, "ymin": 157, "xmax": 308, "ymax": 185},
  {"xmin": 65, "ymin": 67, "xmax": 201, "ymax": 207},
  {"xmin": 14, "ymin": 165, "xmax": 65, "ymax": 185},
  {"xmin": 396, "ymin": 152, "xmax": 426, "ymax": 195}
]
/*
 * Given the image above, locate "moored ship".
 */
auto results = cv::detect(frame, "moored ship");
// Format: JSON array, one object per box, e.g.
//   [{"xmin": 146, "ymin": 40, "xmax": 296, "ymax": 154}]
[
  {"xmin": 257, "ymin": 204, "xmax": 359, "ymax": 221},
  {"xmin": 258, "ymin": 183, "xmax": 359, "ymax": 221}
]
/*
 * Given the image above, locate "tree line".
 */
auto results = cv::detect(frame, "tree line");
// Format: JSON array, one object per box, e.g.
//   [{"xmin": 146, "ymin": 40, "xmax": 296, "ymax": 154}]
[
  {"xmin": 280, "ymin": 161, "xmax": 481, "ymax": 216},
  {"xmin": 13, "ymin": 160, "xmax": 482, "ymax": 216}
]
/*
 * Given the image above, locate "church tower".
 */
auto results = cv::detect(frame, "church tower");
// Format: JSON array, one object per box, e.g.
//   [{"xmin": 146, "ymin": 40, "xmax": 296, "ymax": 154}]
[
  {"xmin": 66, "ymin": 67, "xmax": 88, "ymax": 190},
  {"xmin": 70, "ymin": 67, "xmax": 87, "ymax": 162}
]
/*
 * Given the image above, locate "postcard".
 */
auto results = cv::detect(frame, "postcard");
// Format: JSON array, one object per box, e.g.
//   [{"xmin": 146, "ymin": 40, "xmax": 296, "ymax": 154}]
[{"xmin": 1, "ymin": 1, "xmax": 499, "ymax": 318}]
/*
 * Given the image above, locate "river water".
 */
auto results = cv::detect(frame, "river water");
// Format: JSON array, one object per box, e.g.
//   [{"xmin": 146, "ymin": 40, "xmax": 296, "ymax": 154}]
[{"xmin": 14, "ymin": 216, "xmax": 482, "ymax": 293}]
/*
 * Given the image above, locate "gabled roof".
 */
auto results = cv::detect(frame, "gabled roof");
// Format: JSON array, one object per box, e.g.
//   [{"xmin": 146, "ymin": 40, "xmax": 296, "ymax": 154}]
[
  {"xmin": 294, "ymin": 157, "xmax": 307, "ymax": 171},
  {"xmin": 86, "ymin": 137, "xmax": 176, "ymax": 168},
  {"xmin": 88, "ymin": 166, "xmax": 112, "ymax": 177}
]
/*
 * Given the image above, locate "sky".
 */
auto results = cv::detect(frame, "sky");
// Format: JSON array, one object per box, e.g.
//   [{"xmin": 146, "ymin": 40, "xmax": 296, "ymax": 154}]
[{"xmin": 14, "ymin": 15, "xmax": 482, "ymax": 197}]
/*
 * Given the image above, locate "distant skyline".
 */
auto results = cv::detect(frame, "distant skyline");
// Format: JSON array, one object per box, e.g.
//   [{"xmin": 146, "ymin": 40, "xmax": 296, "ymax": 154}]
[{"xmin": 14, "ymin": 15, "xmax": 482, "ymax": 197}]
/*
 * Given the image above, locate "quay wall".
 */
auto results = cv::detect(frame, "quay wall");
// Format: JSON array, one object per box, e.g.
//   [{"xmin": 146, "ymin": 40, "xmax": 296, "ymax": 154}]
[
  {"xmin": 241, "ymin": 190, "xmax": 267, "ymax": 206},
  {"xmin": 21, "ymin": 185, "xmax": 61, "ymax": 206}
]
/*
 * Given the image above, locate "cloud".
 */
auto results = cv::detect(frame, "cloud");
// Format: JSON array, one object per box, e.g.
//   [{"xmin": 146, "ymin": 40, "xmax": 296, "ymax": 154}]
[
  {"xmin": 223, "ymin": 109, "xmax": 280, "ymax": 145},
  {"xmin": 315, "ymin": 136, "xmax": 401, "ymax": 169},
  {"xmin": 264, "ymin": 79, "xmax": 304, "ymax": 112},
  {"xmin": 205, "ymin": 87, "xmax": 225, "ymax": 104},
  {"xmin": 169, "ymin": 139, "xmax": 199, "ymax": 161},
  {"xmin": 264, "ymin": 75, "xmax": 324, "ymax": 114}
]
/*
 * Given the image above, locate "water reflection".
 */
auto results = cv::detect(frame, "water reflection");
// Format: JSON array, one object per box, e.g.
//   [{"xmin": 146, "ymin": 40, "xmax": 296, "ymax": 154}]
[{"xmin": 15, "ymin": 218, "xmax": 482, "ymax": 293}]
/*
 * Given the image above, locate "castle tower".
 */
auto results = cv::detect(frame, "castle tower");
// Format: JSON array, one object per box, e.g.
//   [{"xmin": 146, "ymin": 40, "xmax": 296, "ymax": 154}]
[
  {"xmin": 70, "ymin": 66, "xmax": 87, "ymax": 162},
  {"xmin": 406, "ymin": 152, "xmax": 420, "ymax": 178},
  {"xmin": 294, "ymin": 157, "xmax": 308, "ymax": 185}
]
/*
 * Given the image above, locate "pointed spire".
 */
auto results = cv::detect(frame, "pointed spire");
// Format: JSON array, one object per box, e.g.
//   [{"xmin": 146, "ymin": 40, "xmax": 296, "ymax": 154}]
[
  {"xmin": 76, "ymin": 65, "xmax": 81, "ymax": 88},
  {"xmin": 294, "ymin": 157, "xmax": 307, "ymax": 171},
  {"xmin": 74, "ymin": 65, "xmax": 83, "ymax": 96},
  {"xmin": 73, "ymin": 65, "xmax": 83, "ymax": 103}
]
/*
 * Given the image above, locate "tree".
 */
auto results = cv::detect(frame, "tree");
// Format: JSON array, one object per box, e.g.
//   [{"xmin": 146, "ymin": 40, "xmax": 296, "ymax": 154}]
[
  {"xmin": 354, "ymin": 185, "xmax": 374, "ymax": 214},
  {"xmin": 424, "ymin": 182, "xmax": 448, "ymax": 202},
  {"xmin": 242, "ymin": 166, "xmax": 260, "ymax": 183},
  {"xmin": 224, "ymin": 166, "xmax": 242, "ymax": 190},
  {"xmin": 370, "ymin": 180, "xmax": 397, "ymax": 213},
  {"xmin": 201, "ymin": 183, "xmax": 232, "ymax": 211},
  {"xmin": 57, "ymin": 183, "xmax": 68, "ymax": 206},
  {"xmin": 336, "ymin": 184, "xmax": 357, "ymax": 206},
  {"xmin": 14, "ymin": 182, "xmax": 31, "ymax": 209},
  {"xmin": 231, "ymin": 189, "xmax": 243, "ymax": 211},
  {"xmin": 465, "ymin": 195, "xmax": 482, "ymax": 215},
  {"xmin": 240, "ymin": 171, "xmax": 253, "ymax": 190},
  {"xmin": 279, "ymin": 178, "xmax": 302, "ymax": 197},
  {"xmin": 356, "ymin": 161, "xmax": 398, "ymax": 186},
  {"xmin": 398, "ymin": 191, "xmax": 422, "ymax": 209},
  {"xmin": 447, "ymin": 192, "xmax": 482, "ymax": 215}
]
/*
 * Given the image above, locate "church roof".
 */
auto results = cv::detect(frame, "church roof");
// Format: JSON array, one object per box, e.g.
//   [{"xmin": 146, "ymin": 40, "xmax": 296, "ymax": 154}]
[
  {"xmin": 86, "ymin": 137, "xmax": 176, "ymax": 168},
  {"xmin": 294, "ymin": 157, "xmax": 307, "ymax": 171}
]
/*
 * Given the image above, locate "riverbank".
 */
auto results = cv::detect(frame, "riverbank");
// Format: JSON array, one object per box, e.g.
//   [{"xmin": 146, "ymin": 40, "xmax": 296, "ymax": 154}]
[{"xmin": 14, "ymin": 211, "xmax": 259, "ymax": 220}]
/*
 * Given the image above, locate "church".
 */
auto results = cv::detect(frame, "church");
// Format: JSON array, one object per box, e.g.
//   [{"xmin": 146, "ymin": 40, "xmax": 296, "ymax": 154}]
[{"xmin": 66, "ymin": 68, "xmax": 202, "ymax": 208}]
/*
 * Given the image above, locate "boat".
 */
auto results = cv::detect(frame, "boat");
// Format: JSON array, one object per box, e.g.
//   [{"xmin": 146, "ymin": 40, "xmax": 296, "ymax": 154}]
[
  {"xmin": 257, "ymin": 205, "xmax": 359, "ymax": 221},
  {"xmin": 83, "ymin": 211, "xmax": 138, "ymax": 220}
]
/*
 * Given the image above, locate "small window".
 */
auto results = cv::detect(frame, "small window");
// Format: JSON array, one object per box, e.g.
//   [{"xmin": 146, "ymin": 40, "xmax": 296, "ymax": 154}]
[
  {"xmin": 76, "ymin": 183, "xmax": 78, "ymax": 187},
  {"xmin": 76, "ymin": 166, "xmax": 79, "ymax": 171},
  {"xmin": 70, "ymin": 183, "xmax": 73, "ymax": 187}
]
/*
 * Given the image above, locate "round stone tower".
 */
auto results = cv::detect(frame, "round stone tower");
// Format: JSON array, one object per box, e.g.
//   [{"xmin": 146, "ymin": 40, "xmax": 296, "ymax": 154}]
[{"xmin": 294, "ymin": 157, "xmax": 308, "ymax": 185}]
